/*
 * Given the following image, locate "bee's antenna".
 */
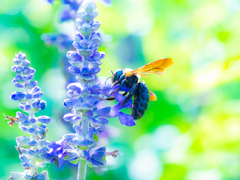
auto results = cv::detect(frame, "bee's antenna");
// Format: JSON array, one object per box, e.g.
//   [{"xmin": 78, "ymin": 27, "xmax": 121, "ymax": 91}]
[
  {"xmin": 108, "ymin": 70, "xmax": 114, "ymax": 75},
  {"xmin": 105, "ymin": 76, "xmax": 112, "ymax": 85}
]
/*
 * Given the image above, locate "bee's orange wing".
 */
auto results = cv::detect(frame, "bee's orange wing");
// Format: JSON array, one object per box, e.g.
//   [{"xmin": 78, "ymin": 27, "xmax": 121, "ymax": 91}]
[{"xmin": 133, "ymin": 58, "xmax": 173, "ymax": 76}]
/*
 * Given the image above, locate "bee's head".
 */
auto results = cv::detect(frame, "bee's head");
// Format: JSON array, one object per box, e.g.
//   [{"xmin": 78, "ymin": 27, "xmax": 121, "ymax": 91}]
[{"xmin": 112, "ymin": 69, "xmax": 123, "ymax": 83}]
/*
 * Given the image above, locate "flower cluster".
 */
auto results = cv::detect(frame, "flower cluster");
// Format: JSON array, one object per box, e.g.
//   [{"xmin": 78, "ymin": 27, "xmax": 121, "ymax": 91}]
[
  {"xmin": 7, "ymin": 52, "xmax": 63, "ymax": 180},
  {"xmin": 60, "ymin": 0, "xmax": 134, "ymax": 178},
  {"xmin": 61, "ymin": 0, "xmax": 108, "ymax": 168}
]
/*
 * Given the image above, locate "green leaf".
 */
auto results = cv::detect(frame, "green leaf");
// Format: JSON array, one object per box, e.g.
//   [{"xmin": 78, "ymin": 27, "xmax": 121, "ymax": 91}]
[
  {"xmin": 102, "ymin": 155, "xmax": 106, "ymax": 162},
  {"xmin": 93, "ymin": 133, "xmax": 98, "ymax": 142},
  {"xmin": 70, "ymin": 159, "xmax": 79, "ymax": 164},
  {"xmin": 87, "ymin": 162, "xmax": 94, "ymax": 168},
  {"xmin": 63, "ymin": 155, "xmax": 68, "ymax": 160}
]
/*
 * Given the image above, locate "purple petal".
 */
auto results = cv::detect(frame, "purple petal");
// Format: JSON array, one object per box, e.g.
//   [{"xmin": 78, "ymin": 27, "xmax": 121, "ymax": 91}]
[
  {"xmin": 109, "ymin": 104, "xmax": 122, "ymax": 117},
  {"xmin": 92, "ymin": 117, "xmax": 108, "ymax": 126},
  {"xmin": 86, "ymin": 128, "xmax": 98, "ymax": 141},
  {"xmin": 64, "ymin": 149, "xmax": 79, "ymax": 161},
  {"xmin": 67, "ymin": 83, "xmax": 82, "ymax": 91},
  {"xmin": 73, "ymin": 125, "xmax": 82, "ymax": 136},
  {"xmin": 37, "ymin": 116, "xmax": 51, "ymax": 123},
  {"xmin": 67, "ymin": 51, "xmax": 83, "ymax": 61},
  {"xmin": 91, "ymin": 159, "xmax": 105, "ymax": 166},
  {"xmin": 10, "ymin": 91, "xmax": 25, "ymax": 101},
  {"xmin": 97, "ymin": 107, "xmax": 111, "ymax": 117},
  {"xmin": 63, "ymin": 133, "xmax": 78, "ymax": 142},
  {"xmin": 16, "ymin": 136, "xmax": 30, "ymax": 147},
  {"xmin": 113, "ymin": 92, "xmax": 133, "ymax": 109},
  {"xmin": 16, "ymin": 111, "xmax": 29, "ymax": 122},
  {"xmin": 118, "ymin": 112, "xmax": 136, "ymax": 126},
  {"xmin": 78, "ymin": 138, "xmax": 94, "ymax": 148},
  {"xmin": 63, "ymin": 98, "xmax": 79, "ymax": 108},
  {"xmin": 86, "ymin": 96, "xmax": 99, "ymax": 107},
  {"xmin": 63, "ymin": 113, "xmax": 75, "ymax": 122},
  {"xmin": 114, "ymin": 92, "xmax": 125, "ymax": 103},
  {"xmin": 85, "ymin": 110, "xmax": 93, "ymax": 117}
]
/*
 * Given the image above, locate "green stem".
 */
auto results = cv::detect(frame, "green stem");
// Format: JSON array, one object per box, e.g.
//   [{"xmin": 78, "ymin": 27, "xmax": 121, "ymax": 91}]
[
  {"xmin": 77, "ymin": 159, "xmax": 87, "ymax": 180},
  {"xmin": 77, "ymin": 115, "xmax": 89, "ymax": 180},
  {"xmin": 77, "ymin": 53, "xmax": 90, "ymax": 180},
  {"xmin": 25, "ymin": 88, "xmax": 38, "ymax": 177}
]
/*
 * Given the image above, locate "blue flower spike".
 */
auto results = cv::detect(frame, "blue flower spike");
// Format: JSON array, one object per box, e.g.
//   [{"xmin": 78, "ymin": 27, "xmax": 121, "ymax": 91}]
[
  {"xmin": 6, "ymin": 52, "xmax": 65, "ymax": 180},
  {"xmin": 59, "ymin": 0, "xmax": 131, "ymax": 179}
]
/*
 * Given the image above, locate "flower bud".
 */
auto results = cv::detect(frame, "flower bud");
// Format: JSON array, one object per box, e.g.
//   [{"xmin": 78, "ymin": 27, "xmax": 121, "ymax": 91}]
[
  {"xmin": 25, "ymin": 81, "xmax": 37, "ymax": 89},
  {"xmin": 37, "ymin": 116, "xmax": 51, "ymax": 123}
]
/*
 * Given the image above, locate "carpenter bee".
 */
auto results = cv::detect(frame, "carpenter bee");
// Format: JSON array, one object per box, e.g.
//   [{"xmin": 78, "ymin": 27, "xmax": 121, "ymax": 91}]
[{"xmin": 108, "ymin": 58, "xmax": 173, "ymax": 120}]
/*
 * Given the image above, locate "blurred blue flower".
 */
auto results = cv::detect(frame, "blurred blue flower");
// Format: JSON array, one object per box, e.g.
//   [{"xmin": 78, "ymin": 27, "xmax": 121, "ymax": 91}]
[
  {"xmin": 98, "ymin": 0, "xmax": 112, "ymax": 6},
  {"xmin": 45, "ymin": 0, "xmax": 54, "ymax": 4},
  {"xmin": 41, "ymin": 34, "xmax": 73, "ymax": 50},
  {"xmin": 6, "ymin": 52, "xmax": 55, "ymax": 180}
]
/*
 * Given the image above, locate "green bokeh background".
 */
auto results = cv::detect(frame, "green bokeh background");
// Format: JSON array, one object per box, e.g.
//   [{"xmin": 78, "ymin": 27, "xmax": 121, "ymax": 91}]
[{"xmin": 1, "ymin": 0, "xmax": 240, "ymax": 179}]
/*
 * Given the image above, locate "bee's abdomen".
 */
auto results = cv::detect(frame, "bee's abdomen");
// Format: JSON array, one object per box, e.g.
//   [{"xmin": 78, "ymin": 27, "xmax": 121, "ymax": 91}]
[{"xmin": 131, "ymin": 82, "xmax": 150, "ymax": 120}]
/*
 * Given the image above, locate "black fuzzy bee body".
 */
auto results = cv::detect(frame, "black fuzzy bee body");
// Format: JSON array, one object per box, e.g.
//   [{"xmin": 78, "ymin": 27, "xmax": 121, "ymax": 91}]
[
  {"xmin": 110, "ymin": 69, "xmax": 150, "ymax": 120},
  {"xmin": 131, "ymin": 82, "xmax": 150, "ymax": 120}
]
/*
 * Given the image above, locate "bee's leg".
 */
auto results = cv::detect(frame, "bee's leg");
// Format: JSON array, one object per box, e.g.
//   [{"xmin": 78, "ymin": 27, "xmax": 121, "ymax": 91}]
[
  {"xmin": 110, "ymin": 79, "xmax": 127, "ymax": 96},
  {"xmin": 105, "ymin": 97, "xmax": 116, "ymax": 101},
  {"xmin": 119, "ymin": 74, "xmax": 126, "ymax": 81},
  {"xmin": 105, "ymin": 91, "xmax": 128, "ymax": 101},
  {"xmin": 111, "ymin": 81, "xmax": 120, "ymax": 88},
  {"xmin": 111, "ymin": 74, "xmax": 126, "ymax": 88},
  {"xmin": 120, "ymin": 84, "xmax": 138, "ymax": 106}
]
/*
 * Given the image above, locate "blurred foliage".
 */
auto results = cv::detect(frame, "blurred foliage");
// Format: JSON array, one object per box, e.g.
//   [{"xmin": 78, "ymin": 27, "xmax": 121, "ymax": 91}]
[{"xmin": 1, "ymin": 0, "xmax": 240, "ymax": 179}]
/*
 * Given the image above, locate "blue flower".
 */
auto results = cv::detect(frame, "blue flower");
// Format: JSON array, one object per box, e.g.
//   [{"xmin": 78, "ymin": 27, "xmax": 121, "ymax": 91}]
[
  {"xmin": 41, "ymin": 33, "xmax": 73, "ymax": 50},
  {"xmin": 83, "ymin": 147, "xmax": 106, "ymax": 167},
  {"xmin": 40, "ymin": 139, "xmax": 68, "ymax": 165},
  {"xmin": 64, "ymin": 149, "xmax": 79, "ymax": 164},
  {"xmin": 6, "ymin": 52, "xmax": 53, "ymax": 179},
  {"xmin": 57, "ymin": 0, "xmax": 134, "ymax": 178},
  {"xmin": 60, "ymin": 8, "xmax": 76, "ymax": 22},
  {"xmin": 109, "ymin": 91, "xmax": 136, "ymax": 126},
  {"xmin": 63, "ymin": 125, "xmax": 98, "ymax": 149}
]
